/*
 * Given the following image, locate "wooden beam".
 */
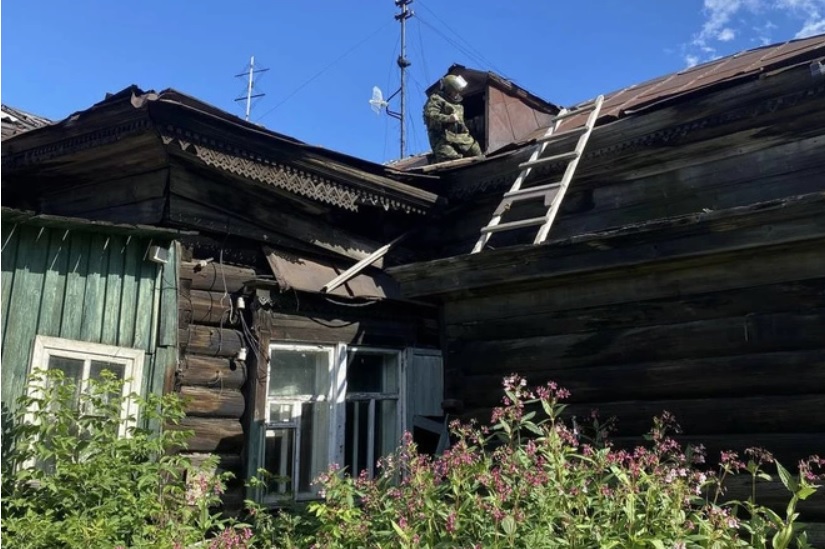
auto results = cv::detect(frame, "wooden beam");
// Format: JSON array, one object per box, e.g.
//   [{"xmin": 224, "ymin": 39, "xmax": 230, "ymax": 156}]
[{"xmin": 178, "ymin": 355, "xmax": 246, "ymax": 391}]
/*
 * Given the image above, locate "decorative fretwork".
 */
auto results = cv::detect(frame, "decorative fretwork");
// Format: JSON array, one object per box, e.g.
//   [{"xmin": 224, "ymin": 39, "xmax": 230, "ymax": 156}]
[{"xmin": 162, "ymin": 127, "xmax": 426, "ymax": 214}]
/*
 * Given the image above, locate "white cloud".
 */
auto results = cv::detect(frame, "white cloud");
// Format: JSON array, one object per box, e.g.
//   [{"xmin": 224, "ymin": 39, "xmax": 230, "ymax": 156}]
[{"xmin": 683, "ymin": 0, "xmax": 825, "ymax": 67}]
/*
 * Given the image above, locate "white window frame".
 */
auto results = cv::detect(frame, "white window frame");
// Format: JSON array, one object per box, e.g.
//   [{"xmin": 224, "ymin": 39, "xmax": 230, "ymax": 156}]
[
  {"xmin": 26, "ymin": 335, "xmax": 145, "ymax": 437},
  {"xmin": 263, "ymin": 343, "xmax": 337, "ymax": 502},
  {"xmin": 262, "ymin": 342, "xmax": 407, "ymax": 502}
]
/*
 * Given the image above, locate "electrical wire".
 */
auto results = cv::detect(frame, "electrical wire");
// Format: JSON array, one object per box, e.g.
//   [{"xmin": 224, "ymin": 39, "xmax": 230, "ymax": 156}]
[
  {"xmin": 416, "ymin": 2, "xmax": 506, "ymax": 76},
  {"xmin": 256, "ymin": 21, "xmax": 392, "ymax": 123},
  {"xmin": 414, "ymin": 18, "xmax": 431, "ymax": 85}
]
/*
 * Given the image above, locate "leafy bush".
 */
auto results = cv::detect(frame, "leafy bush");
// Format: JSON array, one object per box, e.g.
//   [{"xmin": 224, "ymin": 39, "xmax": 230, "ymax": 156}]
[
  {"xmin": 1, "ymin": 369, "xmax": 232, "ymax": 548},
  {"xmin": 278, "ymin": 375, "xmax": 823, "ymax": 548}
]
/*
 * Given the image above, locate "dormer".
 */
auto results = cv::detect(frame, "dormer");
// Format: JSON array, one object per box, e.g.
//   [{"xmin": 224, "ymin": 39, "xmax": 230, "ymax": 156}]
[{"xmin": 426, "ymin": 64, "xmax": 561, "ymax": 155}]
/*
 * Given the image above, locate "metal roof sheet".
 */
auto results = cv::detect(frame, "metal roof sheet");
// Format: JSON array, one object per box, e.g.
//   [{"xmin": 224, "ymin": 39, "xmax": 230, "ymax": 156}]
[
  {"xmin": 542, "ymin": 33, "xmax": 825, "ymax": 138},
  {"xmin": 1, "ymin": 105, "xmax": 51, "ymax": 141}
]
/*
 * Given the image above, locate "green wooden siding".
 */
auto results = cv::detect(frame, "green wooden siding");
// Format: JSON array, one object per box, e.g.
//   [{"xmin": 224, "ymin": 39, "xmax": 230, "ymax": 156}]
[{"xmin": 1, "ymin": 221, "xmax": 178, "ymax": 414}]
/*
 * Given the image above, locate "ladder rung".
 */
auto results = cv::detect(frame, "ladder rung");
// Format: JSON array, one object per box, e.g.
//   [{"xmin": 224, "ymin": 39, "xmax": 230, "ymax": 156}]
[
  {"xmin": 519, "ymin": 151, "xmax": 578, "ymax": 170},
  {"xmin": 503, "ymin": 181, "xmax": 561, "ymax": 201},
  {"xmin": 549, "ymin": 103, "xmax": 597, "ymax": 123},
  {"xmin": 535, "ymin": 125, "xmax": 588, "ymax": 144},
  {"xmin": 480, "ymin": 216, "xmax": 547, "ymax": 234}
]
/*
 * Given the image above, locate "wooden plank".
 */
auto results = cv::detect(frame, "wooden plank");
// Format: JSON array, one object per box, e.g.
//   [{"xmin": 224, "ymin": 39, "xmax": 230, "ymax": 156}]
[
  {"xmin": 38, "ymin": 168, "xmax": 168, "ymax": 218},
  {"xmin": 446, "ymin": 279, "xmax": 825, "ymax": 340},
  {"xmin": 460, "ymin": 349, "xmax": 825, "ymax": 406},
  {"xmin": 157, "ymin": 243, "xmax": 178, "ymax": 347},
  {"xmin": 178, "ymin": 355, "xmax": 246, "ymax": 390},
  {"xmin": 444, "ymin": 240, "xmax": 825, "ymax": 325},
  {"xmin": 169, "ymin": 178, "xmax": 389, "ymax": 263},
  {"xmin": 117, "ymin": 236, "xmax": 140, "ymax": 348},
  {"xmin": 35, "ymin": 228, "xmax": 70, "ymax": 337},
  {"xmin": 59, "ymin": 231, "xmax": 91, "ymax": 340},
  {"xmin": 79, "ymin": 233, "xmax": 110, "ymax": 342},
  {"xmin": 1, "ymin": 222, "xmax": 21, "ymax": 347},
  {"xmin": 449, "ymin": 310, "xmax": 825, "ymax": 375},
  {"xmin": 133, "ymin": 246, "xmax": 159, "ymax": 352},
  {"xmin": 0, "ymin": 225, "xmax": 50, "ymax": 407},
  {"xmin": 179, "ymin": 326, "xmax": 244, "ymax": 358},
  {"xmin": 180, "ymin": 261, "xmax": 257, "ymax": 293},
  {"xmin": 180, "ymin": 386, "xmax": 245, "ymax": 419},
  {"xmin": 391, "ymin": 193, "xmax": 825, "ymax": 298},
  {"xmin": 169, "ymin": 417, "xmax": 245, "ymax": 453},
  {"xmin": 100, "ymin": 235, "xmax": 126, "ymax": 345}
]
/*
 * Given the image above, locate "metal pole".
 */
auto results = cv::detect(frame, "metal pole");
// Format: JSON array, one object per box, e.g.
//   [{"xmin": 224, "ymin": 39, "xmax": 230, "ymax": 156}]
[
  {"xmin": 395, "ymin": 0, "xmax": 413, "ymax": 159},
  {"xmin": 246, "ymin": 56, "xmax": 255, "ymax": 121}
]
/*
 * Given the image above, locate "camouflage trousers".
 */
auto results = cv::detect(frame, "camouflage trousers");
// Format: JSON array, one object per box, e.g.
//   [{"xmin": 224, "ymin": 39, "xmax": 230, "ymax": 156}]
[{"xmin": 431, "ymin": 133, "xmax": 482, "ymax": 163}]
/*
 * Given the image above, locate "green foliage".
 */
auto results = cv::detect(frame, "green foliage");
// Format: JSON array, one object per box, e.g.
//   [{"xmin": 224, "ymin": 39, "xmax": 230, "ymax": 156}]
[
  {"xmin": 262, "ymin": 375, "xmax": 823, "ymax": 549},
  {"xmin": 1, "ymin": 368, "xmax": 232, "ymax": 548}
]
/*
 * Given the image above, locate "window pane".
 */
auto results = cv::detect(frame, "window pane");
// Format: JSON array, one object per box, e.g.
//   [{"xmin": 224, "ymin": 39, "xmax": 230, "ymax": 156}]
[
  {"xmin": 269, "ymin": 349, "xmax": 330, "ymax": 397},
  {"xmin": 47, "ymin": 355, "xmax": 84, "ymax": 409},
  {"xmin": 347, "ymin": 351, "xmax": 398, "ymax": 393},
  {"xmin": 345, "ymin": 401, "xmax": 370, "ymax": 476},
  {"xmin": 269, "ymin": 402, "xmax": 295, "ymax": 424},
  {"xmin": 90, "ymin": 361, "xmax": 125, "ymax": 382},
  {"xmin": 299, "ymin": 402, "xmax": 329, "ymax": 495},
  {"xmin": 378, "ymin": 400, "xmax": 399, "ymax": 458},
  {"xmin": 263, "ymin": 428, "xmax": 294, "ymax": 497}
]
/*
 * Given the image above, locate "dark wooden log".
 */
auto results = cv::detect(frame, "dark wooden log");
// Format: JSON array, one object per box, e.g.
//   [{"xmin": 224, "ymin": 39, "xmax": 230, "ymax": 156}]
[
  {"xmin": 178, "ymin": 289, "xmax": 239, "ymax": 326},
  {"xmin": 260, "ymin": 310, "xmax": 418, "ymax": 347},
  {"xmin": 180, "ymin": 386, "xmax": 245, "ymax": 419},
  {"xmin": 179, "ymin": 325, "xmax": 244, "ymax": 357},
  {"xmin": 721, "ymin": 475, "xmax": 825, "ymax": 521},
  {"xmin": 447, "ymin": 279, "xmax": 825, "ymax": 341},
  {"xmin": 610, "ymin": 433, "xmax": 825, "ymax": 474},
  {"xmin": 449, "ymin": 310, "xmax": 825, "ymax": 375},
  {"xmin": 180, "ymin": 452, "xmax": 244, "ymax": 474},
  {"xmin": 170, "ymin": 417, "xmax": 244, "ymax": 453},
  {"xmin": 459, "ymin": 350, "xmax": 825, "ymax": 405},
  {"xmin": 390, "ymin": 193, "xmax": 825, "ymax": 299},
  {"xmin": 178, "ymin": 355, "xmax": 246, "ymax": 390},
  {"xmin": 180, "ymin": 261, "xmax": 257, "ymax": 293},
  {"xmin": 463, "ymin": 393, "xmax": 825, "ymax": 436},
  {"xmin": 443, "ymin": 241, "xmax": 825, "ymax": 325}
]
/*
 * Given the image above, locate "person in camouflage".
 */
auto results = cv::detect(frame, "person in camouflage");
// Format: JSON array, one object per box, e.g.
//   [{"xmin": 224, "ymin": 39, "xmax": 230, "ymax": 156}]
[{"xmin": 423, "ymin": 74, "xmax": 482, "ymax": 163}]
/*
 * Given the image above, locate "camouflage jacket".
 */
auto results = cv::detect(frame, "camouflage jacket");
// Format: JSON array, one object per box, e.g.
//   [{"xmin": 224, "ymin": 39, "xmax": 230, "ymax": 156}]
[{"xmin": 423, "ymin": 92, "xmax": 475, "ymax": 146}]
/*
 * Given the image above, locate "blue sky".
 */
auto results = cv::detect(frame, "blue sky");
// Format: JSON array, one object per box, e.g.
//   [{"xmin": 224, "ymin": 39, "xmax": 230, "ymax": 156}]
[{"xmin": 2, "ymin": 1, "xmax": 823, "ymax": 163}]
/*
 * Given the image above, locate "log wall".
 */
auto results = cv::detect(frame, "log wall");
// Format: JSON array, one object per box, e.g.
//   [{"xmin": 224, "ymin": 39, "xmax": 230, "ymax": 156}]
[{"xmin": 176, "ymin": 259, "xmax": 251, "ymax": 508}]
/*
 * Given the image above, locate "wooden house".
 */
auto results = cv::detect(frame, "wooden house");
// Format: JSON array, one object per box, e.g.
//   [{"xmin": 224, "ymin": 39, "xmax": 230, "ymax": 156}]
[
  {"xmin": 1, "ymin": 87, "xmax": 444, "ymax": 507},
  {"xmin": 390, "ymin": 35, "xmax": 825, "ymax": 518}
]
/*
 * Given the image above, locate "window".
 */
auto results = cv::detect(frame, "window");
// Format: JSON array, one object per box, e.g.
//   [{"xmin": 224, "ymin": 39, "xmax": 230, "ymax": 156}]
[
  {"xmin": 262, "ymin": 344, "xmax": 335, "ymax": 502},
  {"xmin": 261, "ymin": 344, "xmax": 408, "ymax": 502},
  {"xmin": 344, "ymin": 348, "xmax": 401, "ymax": 479},
  {"xmin": 26, "ymin": 336, "xmax": 145, "ymax": 437}
]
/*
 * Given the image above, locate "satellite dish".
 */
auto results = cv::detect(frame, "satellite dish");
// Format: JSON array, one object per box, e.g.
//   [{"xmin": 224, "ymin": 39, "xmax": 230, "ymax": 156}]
[{"xmin": 369, "ymin": 86, "xmax": 388, "ymax": 115}]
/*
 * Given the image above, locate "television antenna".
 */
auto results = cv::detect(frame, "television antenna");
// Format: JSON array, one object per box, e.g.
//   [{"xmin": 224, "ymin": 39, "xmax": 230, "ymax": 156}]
[
  {"xmin": 235, "ymin": 56, "xmax": 269, "ymax": 121},
  {"xmin": 368, "ymin": 0, "xmax": 413, "ymax": 158}
]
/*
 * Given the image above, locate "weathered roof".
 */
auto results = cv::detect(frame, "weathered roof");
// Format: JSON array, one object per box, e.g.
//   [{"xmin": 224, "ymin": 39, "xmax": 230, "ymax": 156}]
[
  {"xmin": 1, "ymin": 207, "xmax": 196, "ymax": 238},
  {"xmin": 398, "ymin": 33, "xmax": 825, "ymax": 174},
  {"xmin": 525, "ymin": 32, "xmax": 825, "ymax": 142},
  {"xmin": 2, "ymin": 86, "xmax": 441, "ymax": 214},
  {"xmin": 1, "ymin": 105, "xmax": 51, "ymax": 140}
]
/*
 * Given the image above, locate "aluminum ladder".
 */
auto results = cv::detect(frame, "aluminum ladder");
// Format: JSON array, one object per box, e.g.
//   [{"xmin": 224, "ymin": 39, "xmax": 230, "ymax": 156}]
[{"xmin": 471, "ymin": 95, "xmax": 604, "ymax": 254}]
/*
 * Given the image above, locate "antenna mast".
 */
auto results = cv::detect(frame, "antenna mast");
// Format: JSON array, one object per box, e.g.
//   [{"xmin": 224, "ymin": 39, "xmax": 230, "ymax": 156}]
[
  {"xmin": 395, "ymin": 0, "xmax": 413, "ymax": 158},
  {"xmin": 235, "ymin": 56, "xmax": 269, "ymax": 121}
]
